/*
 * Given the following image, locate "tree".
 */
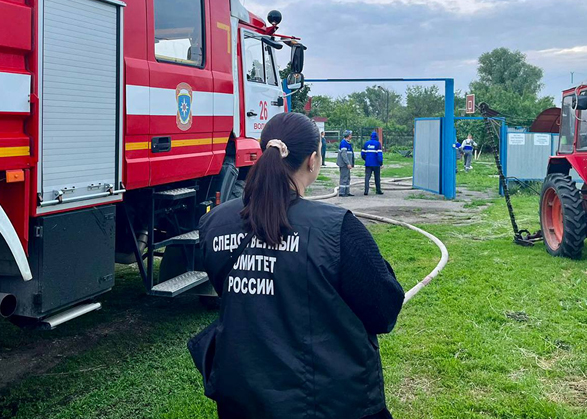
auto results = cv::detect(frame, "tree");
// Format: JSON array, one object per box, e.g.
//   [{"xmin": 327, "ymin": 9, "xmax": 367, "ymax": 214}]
[
  {"xmin": 279, "ymin": 64, "xmax": 311, "ymax": 114},
  {"xmin": 348, "ymin": 86, "xmax": 402, "ymax": 122},
  {"xmin": 471, "ymin": 48, "xmax": 544, "ymax": 96},
  {"xmin": 467, "ymin": 48, "xmax": 555, "ymax": 146},
  {"xmin": 326, "ymin": 97, "xmax": 365, "ymax": 131},
  {"xmin": 468, "ymin": 47, "xmax": 555, "ymax": 120},
  {"xmin": 308, "ymin": 95, "xmax": 335, "ymax": 118}
]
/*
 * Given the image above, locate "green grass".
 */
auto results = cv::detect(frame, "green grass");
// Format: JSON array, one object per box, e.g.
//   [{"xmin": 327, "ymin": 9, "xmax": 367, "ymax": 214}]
[
  {"xmin": 372, "ymin": 194, "xmax": 587, "ymax": 418},
  {"xmin": 2, "ymin": 161, "xmax": 587, "ymax": 418},
  {"xmin": 457, "ymin": 156, "xmax": 500, "ymax": 191},
  {"xmin": 381, "ymin": 152, "xmax": 414, "ymax": 179},
  {"xmin": 0, "ymin": 266, "xmax": 219, "ymax": 419},
  {"xmin": 463, "ymin": 198, "xmax": 492, "ymax": 209}
]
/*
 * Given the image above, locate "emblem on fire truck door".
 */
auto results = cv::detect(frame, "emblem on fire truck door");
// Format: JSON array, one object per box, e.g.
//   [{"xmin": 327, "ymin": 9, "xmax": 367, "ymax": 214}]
[{"xmin": 176, "ymin": 82, "xmax": 193, "ymax": 131}]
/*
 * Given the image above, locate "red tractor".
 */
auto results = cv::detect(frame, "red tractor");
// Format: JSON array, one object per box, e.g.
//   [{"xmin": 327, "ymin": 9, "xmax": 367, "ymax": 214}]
[{"xmin": 540, "ymin": 87, "xmax": 587, "ymax": 259}]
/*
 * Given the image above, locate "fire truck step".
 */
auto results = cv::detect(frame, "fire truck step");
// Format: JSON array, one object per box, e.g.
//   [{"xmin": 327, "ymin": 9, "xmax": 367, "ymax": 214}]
[
  {"xmin": 153, "ymin": 187, "xmax": 197, "ymax": 201},
  {"xmin": 154, "ymin": 230, "xmax": 200, "ymax": 250},
  {"xmin": 41, "ymin": 302, "xmax": 102, "ymax": 330},
  {"xmin": 149, "ymin": 271, "xmax": 209, "ymax": 298}
]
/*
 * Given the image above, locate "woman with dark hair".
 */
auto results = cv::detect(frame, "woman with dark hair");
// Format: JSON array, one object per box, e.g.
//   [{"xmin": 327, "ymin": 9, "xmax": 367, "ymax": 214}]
[{"xmin": 198, "ymin": 112, "xmax": 404, "ymax": 419}]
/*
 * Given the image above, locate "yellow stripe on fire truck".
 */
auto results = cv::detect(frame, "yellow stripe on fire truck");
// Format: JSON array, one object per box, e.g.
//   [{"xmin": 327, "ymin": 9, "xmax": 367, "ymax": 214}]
[
  {"xmin": 0, "ymin": 146, "xmax": 30, "ymax": 158},
  {"xmin": 125, "ymin": 138, "xmax": 229, "ymax": 151}
]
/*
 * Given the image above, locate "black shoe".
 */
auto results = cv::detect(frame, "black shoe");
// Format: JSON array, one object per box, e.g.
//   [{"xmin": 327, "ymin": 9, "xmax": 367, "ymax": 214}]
[
  {"xmin": 376, "ymin": 191, "xmax": 384, "ymax": 195},
  {"xmin": 364, "ymin": 192, "xmax": 369, "ymax": 195},
  {"xmin": 347, "ymin": 193, "xmax": 354, "ymax": 196}
]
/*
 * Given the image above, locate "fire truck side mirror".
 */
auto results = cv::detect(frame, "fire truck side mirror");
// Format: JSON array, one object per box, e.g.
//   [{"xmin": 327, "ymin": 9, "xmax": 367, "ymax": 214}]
[
  {"xmin": 290, "ymin": 43, "xmax": 306, "ymax": 74},
  {"xmin": 287, "ymin": 73, "xmax": 304, "ymax": 91},
  {"xmin": 572, "ymin": 94, "xmax": 587, "ymax": 111}
]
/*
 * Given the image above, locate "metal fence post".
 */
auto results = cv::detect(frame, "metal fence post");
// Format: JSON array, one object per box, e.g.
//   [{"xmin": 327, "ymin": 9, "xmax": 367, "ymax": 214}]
[{"xmin": 442, "ymin": 79, "xmax": 456, "ymax": 199}]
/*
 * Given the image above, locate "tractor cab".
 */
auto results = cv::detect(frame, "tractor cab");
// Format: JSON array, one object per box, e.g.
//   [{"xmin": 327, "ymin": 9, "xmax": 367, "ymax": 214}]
[{"xmin": 557, "ymin": 87, "xmax": 587, "ymax": 155}]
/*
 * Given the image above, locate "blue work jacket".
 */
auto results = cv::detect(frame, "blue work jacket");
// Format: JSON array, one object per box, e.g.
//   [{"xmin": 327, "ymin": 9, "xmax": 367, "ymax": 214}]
[{"xmin": 361, "ymin": 138, "xmax": 383, "ymax": 167}]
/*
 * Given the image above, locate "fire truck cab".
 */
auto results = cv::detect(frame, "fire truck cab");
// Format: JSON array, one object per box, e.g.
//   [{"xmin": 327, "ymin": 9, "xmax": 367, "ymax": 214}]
[{"xmin": 0, "ymin": 0, "xmax": 305, "ymax": 326}]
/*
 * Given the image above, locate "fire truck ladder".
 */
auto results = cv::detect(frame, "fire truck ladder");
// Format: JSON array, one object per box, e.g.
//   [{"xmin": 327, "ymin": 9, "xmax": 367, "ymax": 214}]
[{"xmin": 124, "ymin": 185, "xmax": 209, "ymax": 298}]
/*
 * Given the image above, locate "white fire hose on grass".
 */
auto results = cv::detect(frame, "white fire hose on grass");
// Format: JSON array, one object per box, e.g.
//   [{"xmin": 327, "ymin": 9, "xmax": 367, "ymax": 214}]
[{"xmin": 306, "ymin": 177, "xmax": 449, "ymax": 304}]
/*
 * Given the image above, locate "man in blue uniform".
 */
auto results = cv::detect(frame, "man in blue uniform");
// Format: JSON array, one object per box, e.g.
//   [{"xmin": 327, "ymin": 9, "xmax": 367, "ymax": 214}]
[
  {"xmin": 337, "ymin": 130, "xmax": 355, "ymax": 197},
  {"xmin": 362, "ymin": 131, "xmax": 384, "ymax": 195}
]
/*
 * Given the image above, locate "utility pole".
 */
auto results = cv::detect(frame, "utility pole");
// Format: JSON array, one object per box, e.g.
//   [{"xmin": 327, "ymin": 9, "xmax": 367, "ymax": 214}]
[
  {"xmin": 377, "ymin": 85, "xmax": 389, "ymax": 123},
  {"xmin": 571, "ymin": 72, "xmax": 575, "ymax": 85}
]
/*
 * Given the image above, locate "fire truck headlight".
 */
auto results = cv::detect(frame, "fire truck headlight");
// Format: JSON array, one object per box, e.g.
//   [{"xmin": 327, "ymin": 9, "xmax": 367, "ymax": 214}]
[{"xmin": 268, "ymin": 10, "xmax": 282, "ymax": 26}]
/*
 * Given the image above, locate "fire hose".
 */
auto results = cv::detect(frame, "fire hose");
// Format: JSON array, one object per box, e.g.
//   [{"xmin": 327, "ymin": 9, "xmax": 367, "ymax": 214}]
[{"xmin": 306, "ymin": 178, "xmax": 449, "ymax": 304}]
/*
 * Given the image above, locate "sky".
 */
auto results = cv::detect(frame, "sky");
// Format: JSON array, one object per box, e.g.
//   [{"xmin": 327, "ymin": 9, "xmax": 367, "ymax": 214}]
[{"xmin": 241, "ymin": 0, "xmax": 587, "ymax": 105}]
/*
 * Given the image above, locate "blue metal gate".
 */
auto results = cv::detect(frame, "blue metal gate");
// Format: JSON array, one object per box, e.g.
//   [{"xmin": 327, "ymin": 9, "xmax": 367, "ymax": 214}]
[{"xmin": 413, "ymin": 118, "xmax": 442, "ymax": 194}]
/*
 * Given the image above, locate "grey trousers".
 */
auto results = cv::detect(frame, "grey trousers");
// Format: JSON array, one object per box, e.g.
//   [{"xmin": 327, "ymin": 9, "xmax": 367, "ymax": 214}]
[
  {"xmin": 464, "ymin": 150, "xmax": 473, "ymax": 170},
  {"xmin": 339, "ymin": 167, "xmax": 351, "ymax": 196},
  {"xmin": 365, "ymin": 166, "xmax": 382, "ymax": 194}
]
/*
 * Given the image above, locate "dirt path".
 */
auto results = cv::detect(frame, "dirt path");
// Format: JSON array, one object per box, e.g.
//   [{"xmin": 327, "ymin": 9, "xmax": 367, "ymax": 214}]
[{"xmin": 308, "ymin": 165, "xmax": 495, "ymax": 225}]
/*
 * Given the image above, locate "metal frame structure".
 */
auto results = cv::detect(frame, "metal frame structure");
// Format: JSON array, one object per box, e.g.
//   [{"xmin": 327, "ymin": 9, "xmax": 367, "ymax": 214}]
[
  {"xmin": 455, "ymin": 116, "xmax": 507, "ymax": 194},
  {"xmin": 303, "ymin": 78, "xmax": 456, "ymax": 199}
]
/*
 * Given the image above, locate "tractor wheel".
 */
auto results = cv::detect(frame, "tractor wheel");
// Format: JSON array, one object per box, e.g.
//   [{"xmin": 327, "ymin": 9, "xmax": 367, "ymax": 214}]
[{"xmin": 539, "ymin": 174, "xmax": 587, "ymax": 259}]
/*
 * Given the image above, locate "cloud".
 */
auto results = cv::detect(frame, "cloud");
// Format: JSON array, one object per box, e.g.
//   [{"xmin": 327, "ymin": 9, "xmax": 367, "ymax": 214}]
[
  {"xmin": 334, "ymin": 0, "xmax": 496, "ymax": 15},
  {"xmin": 241, "ymin": 0, "xmax": 587, "ymax": 99},
  {"xmin": 528, "ymin": 46, "xmax": 587, "ymax": 60},
  {"xmin": 243, "ymin": 0, "xmax": 524, "ymax": 16}
]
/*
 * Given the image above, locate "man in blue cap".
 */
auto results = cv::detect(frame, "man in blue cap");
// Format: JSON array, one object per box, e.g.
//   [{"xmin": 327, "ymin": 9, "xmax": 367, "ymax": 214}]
[
  {"xmin": 362, "ymin": 131, "xmax": 384, "ymax": 195},
  {"xmin": 336, "ymin": 130, "xmax": 355, "ymax": 197}
]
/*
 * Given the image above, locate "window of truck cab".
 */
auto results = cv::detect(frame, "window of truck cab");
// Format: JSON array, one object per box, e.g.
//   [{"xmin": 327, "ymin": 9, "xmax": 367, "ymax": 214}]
[
  {"xmin": 244, "ymin": 34, "xmax": 265, "ymax": 83},
  {"xmin": 577, "ymin": 90, "xmax": 587, "ymax": 151},
  {"xmin": 264, "ymin": 44, "xmax": 278, "ymax": 86},
  {"xmin": 154, "ymin": 0, "xmax": 205, "ymax": 68},
  {"xmin": 244, "ymin": 33, "xmax": 279, "ymax": 87},
  {"xmin": 559, "ymin": 95, "xmax": 575, "ymax": 154}
]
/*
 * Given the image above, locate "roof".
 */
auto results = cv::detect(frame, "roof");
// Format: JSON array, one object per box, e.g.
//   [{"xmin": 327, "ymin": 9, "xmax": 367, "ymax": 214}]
[
  {"xmin": 312, "ymin": 117, "xmax": 328, "ymax": 123},
  {"xmin": 529, "ymin": 107, "xmax": 561, "ymax": 133}
]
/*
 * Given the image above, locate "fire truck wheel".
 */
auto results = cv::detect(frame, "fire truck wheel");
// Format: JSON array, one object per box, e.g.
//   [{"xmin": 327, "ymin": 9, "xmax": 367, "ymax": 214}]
[
  {"xmin": 229, "ymin": 179, "xmax": 245, "ymax": 200},
  {"xmin": 219, "ymin": 156, "xmax": 239, "ymax": 203},
  {"xmin": 540, "ymin": 173, "xmax": 586, "ymax": 259}
]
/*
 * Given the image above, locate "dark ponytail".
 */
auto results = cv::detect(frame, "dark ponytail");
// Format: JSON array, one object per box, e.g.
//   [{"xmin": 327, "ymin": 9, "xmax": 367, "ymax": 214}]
[{"xmin": 241, "ymin": 112, "xmax": 320, "ymax": 246}]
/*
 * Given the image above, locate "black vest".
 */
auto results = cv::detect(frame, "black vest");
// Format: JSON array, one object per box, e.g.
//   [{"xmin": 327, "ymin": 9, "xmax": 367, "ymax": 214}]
[{"xmin": 199, "ymin": 197, "xmax": 386, "ymax": 418}]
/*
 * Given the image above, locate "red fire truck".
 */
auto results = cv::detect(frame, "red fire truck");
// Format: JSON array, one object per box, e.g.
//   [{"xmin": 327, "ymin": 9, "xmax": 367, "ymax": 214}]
[{"xmin": 0, "ymin": 0, "xmax": 305, "ymax": 327}]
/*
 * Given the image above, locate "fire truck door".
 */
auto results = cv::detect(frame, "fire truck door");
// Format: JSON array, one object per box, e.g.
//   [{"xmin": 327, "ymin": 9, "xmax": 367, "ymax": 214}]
[
  {"xmin": 242, "ymin": 31, "xmax": 284, "ymax": 139},
  {"xmin": 147, "ymin": 0, "xmax": 213, "ymax": 186},
  {"xmin": 38, "ymin": 0, "xmax": 124, "ymax": 211}
]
